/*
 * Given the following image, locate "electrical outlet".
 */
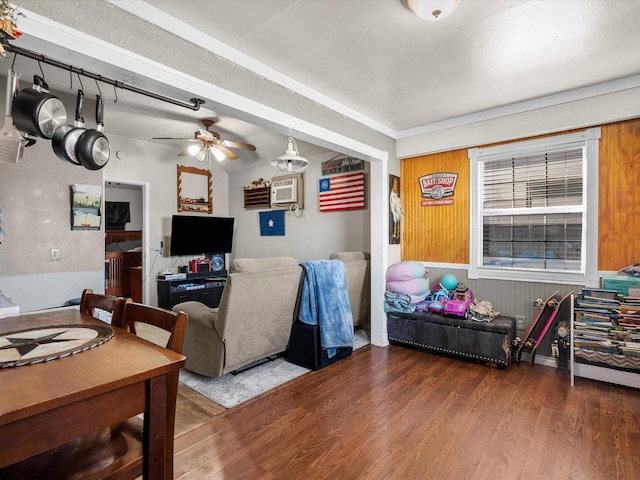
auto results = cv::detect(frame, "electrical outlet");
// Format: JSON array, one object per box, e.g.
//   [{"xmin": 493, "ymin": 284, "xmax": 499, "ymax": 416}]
[
  {"xmin": 50, "ymin": 248, "xmax": 61, "ymax": 261},
  {"xmin": 515, "ymin": 315, "xmax": 525, "ymax": 329}
]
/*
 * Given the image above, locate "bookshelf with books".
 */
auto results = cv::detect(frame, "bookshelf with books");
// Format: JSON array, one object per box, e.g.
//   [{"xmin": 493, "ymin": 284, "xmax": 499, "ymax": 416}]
[{"xmin": 571, "ymin": 289, "xmax": 640, "ymax": 388}]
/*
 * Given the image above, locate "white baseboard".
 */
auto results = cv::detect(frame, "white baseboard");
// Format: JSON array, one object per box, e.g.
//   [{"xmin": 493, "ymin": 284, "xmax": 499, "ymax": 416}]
[{"xmin": 519, "ymin": 352, "xmax": 558, "ymax": 368}]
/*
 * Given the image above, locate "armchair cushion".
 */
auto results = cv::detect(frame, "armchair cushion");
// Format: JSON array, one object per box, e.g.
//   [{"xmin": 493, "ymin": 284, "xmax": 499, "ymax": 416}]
[
  {"xmin": 230, "ymin": 256, "xmax": 298, "ymax": 273},
  {"xmin": 330, "ymin": 251, "xmax": 370, "ymax": 262},
  {"xmin": 175, "ymin": 301, "xmax": 217, "ymax": 329}
]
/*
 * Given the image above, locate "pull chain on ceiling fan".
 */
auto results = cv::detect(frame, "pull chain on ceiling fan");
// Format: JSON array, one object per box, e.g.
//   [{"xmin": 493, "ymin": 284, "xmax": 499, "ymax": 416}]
[{"xmin": 153, "ymin": 119, "xmax": 256, "ymax": 161}]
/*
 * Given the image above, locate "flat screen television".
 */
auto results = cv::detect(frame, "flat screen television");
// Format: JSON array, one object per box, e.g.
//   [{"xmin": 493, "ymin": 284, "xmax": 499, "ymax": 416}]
[{"xmin": 169, "ymin": 215, "xmax": 234, "ymax": 256}]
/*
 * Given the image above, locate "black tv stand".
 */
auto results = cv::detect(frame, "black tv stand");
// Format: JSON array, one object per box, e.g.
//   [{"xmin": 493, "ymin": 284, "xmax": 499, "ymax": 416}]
[{"xmin": 157, "ymin": 270, "xmax": 226, "ymax": 310}]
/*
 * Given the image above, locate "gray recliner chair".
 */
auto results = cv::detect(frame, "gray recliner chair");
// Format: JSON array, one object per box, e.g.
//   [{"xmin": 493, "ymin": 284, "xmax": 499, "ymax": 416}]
[{"xmin": 173, "ymin": 257, "xmax": 302, "ymax": 377}]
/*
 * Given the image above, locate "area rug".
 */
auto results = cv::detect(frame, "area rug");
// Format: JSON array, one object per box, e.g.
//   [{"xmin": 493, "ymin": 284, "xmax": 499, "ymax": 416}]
[{"xmin": 178, "ymin": 329, "xmax": 370, "ymax": 408}]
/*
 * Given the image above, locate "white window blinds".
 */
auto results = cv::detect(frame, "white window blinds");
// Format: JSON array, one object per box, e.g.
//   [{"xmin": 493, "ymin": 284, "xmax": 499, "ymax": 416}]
[{"xmin": 468, "ymin": 127, "xmax": 601, "ymax": 286}]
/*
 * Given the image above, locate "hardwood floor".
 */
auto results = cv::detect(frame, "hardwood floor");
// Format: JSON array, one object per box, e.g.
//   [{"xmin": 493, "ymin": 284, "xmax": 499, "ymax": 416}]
[
  {"xmin": 174, "ymin": 384, "xmax": 226, "ymax": 437},
  {"xmin": 172, "ymin": 344, "xmax": 640, "ymax": 479}
]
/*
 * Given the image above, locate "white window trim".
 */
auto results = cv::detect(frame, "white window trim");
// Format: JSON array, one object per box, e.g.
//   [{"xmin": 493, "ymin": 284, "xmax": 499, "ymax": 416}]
[{"xmin": 468, "ymin": 127, "xmax": 601, "ymax": 287}]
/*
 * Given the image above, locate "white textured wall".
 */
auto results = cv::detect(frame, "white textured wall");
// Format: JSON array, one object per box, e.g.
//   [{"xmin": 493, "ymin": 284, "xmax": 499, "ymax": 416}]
[
  {"xmin": 0, "ymin": 108, "xmax": 105, "ymax": 310},
  {"xmin": 103, "ymin": 132, "xmax": 230, "ymax": 307},
  {"xmin": 229, "ymin": 153, "xmax": 371, "ymax": 261},
  {"xmin": 396, "ymin": 87, "xmax": 640, "ymax": 158}
]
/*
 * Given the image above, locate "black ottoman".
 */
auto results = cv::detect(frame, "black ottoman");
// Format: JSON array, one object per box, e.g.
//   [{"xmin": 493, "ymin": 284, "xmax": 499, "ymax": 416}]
[{"xmin": 387, "ymin": 311, "xmax": 516, "ymax": 367}]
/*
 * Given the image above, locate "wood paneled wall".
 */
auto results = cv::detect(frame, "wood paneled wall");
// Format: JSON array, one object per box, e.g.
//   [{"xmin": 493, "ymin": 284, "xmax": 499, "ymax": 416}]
[
  {"xmin": 400, "ymin": 118, "xmax": 640, "ymax": 270},
  {"xmin": 401, "ymin": 150, "xmax": 470, "ymax": 263},
  {"xmin": 598, "ymin": 119, "xmax": 640, "ymax": 270}
]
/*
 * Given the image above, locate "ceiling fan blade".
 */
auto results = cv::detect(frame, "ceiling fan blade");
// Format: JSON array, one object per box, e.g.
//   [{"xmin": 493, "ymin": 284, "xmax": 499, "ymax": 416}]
[
  {"xmin": 152, "ymin": 136, "xmax": 197, "ymax": 141},
  {"xmin": 155, "ymin": 121, "xmax": 253, "ymax": 161},
  {"xmin": 221, "ymin": 140, "xmax": 257, "ymax": 151},
  {"xmin": 217, "ymin": 145, "xmax": 238, "ymax": 160}
]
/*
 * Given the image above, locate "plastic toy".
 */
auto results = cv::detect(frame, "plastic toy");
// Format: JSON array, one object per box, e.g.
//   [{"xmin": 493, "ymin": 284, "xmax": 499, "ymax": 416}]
[
  {"xmin": 428, "ymin": 289, "xmax": 449, "ymax": 313},
  {"xmin": 468, "ymin": 299, "xmax": 500, "ymax": 321},
  {"xmin": 443, "ymin": 289, "xmax": 474, "ymax": 318},
  {"xmin": 439, "ymin": 274, "xmax": 458, "ymax": 291}
]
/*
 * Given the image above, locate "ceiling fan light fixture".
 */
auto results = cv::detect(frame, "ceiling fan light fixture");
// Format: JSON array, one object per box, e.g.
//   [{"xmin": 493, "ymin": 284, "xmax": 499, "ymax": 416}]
[
  {"xmin": 154, "ymin": 119, "xmax": 256, "ymax": 164},
  {"xmin": 405, "ymin": 0, "xmax": 461, "ymax": 21},
  {"xmin": 212, "ymin": 147, "xmax": 226, "ymax": 161},
  {"xmin": 271, "ymin": 137, "xmax": 309, "ymax": 172},
  {"xmin": 188, "ymin": 144, "xmax": 201, "ymax": 156}
]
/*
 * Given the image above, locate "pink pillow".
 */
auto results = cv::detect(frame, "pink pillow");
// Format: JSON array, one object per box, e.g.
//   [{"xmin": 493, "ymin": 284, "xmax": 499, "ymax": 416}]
[
  {"xmin": 386, "ymin": 261, "xmax": 427, "ymax": 281},
  {"xmin": 386, "ymin": 277, "xmax": 430, "ymax": 296}
]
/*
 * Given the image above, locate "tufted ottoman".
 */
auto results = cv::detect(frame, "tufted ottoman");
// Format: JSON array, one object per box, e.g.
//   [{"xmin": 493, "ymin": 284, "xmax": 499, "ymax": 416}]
[{"xmin": 387, "ymin": 311, "xmax": 516, "ymax": 368}]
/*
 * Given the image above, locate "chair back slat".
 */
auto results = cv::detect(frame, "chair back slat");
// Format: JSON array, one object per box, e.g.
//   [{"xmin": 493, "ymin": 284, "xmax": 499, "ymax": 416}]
[
  {"xmin": 122, "ymin": 302, "xmax": 187, "ymax": 354},
  {"xmin": 79, "ymin": 288, "xmax": 128, "ymax": 327}
]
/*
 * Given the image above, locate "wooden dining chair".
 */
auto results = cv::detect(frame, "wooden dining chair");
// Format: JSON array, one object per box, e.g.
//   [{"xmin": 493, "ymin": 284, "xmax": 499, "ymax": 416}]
[
  {"xmin": 0, "ymin": 303, "xmax": 188, "ymax": 480},
  {"xmin": 117, "ymin": 301, "xmax": 188, "ymax": 477},
  {"xmin": 79, "ymin": 288, "xmax": 128, "ymax": 327}
]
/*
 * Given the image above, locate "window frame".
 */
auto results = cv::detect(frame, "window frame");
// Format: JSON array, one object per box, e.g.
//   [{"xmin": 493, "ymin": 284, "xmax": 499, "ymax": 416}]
[{"xmin": 468, "ymin": 127, "xmax": 601, "ymax": 286}]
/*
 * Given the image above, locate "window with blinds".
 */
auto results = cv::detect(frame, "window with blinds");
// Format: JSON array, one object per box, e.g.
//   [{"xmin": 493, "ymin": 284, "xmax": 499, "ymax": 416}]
[{"xmin": 468, "ymin": 128, "xmax": 601, "ymax": 286}]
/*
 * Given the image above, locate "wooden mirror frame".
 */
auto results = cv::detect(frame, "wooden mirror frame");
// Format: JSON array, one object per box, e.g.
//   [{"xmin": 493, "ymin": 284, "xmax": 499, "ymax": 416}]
[{"xmin": 176, "ymin": 165, "xmax": 213, "ymax": 214}]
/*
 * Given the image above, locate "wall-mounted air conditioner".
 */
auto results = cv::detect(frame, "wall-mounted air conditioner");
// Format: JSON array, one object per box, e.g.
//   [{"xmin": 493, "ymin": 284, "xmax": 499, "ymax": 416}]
[{"xmin": 271, "ymin": 178, "xmax": 297, "ymax": 205}]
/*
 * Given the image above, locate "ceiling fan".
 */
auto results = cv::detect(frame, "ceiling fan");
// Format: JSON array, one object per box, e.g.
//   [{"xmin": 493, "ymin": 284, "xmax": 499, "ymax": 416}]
[{"xmin": 153, "ymin": 119, "xmax": 256, "ymax": 161}]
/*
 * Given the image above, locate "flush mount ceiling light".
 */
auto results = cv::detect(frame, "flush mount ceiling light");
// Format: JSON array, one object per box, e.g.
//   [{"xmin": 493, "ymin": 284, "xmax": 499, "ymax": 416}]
[
  {"xmin": 270, "ymin": 137, "xmax": 309, "ymax": 172},
  {"xmin": 405, "ymin": 0, "xmax": 461, "ymax": 21}
]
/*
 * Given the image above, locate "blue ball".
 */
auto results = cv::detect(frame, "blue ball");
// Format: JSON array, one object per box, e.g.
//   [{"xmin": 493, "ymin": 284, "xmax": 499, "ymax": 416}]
[{"xmin": 440, "ymin": 274, "xmax": 458, "ymax": 290}]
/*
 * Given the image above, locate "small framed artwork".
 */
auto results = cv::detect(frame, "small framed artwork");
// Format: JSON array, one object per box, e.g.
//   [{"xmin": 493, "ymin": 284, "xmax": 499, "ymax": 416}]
[
  {"xmin": 71, "ymin": 184, "xmax": 102, "ymax": 230},
  {"xmin": 389, "ymin": 175, "xmax": 402, "ymax": 244},
  {"xmin": 259, "ymin": 210, "xmax": 285, "ymax": 236}
]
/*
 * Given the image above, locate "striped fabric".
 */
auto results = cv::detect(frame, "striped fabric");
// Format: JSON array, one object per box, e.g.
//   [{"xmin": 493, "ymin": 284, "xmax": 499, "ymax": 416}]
[{"xmin": 318, "ymin": 172, "xmax": 365, "ymax": 212}]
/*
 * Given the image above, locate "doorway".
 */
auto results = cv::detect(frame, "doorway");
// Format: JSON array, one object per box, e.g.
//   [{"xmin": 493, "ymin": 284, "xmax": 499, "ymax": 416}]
[{"xmin": 104, "ymin": 177, "xmax": 150, "ymax": 303}]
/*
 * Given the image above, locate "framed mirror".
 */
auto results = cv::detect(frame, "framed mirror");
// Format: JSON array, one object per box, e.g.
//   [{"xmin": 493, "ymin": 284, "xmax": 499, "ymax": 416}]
[{"xmin": 176, "ymin": 165, "xmax": 213, "ymax": 213}]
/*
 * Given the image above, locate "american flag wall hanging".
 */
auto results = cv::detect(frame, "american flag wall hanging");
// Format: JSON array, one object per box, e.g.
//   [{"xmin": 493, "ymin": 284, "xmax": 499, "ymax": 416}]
[{"xmin": 318, "ymin": 172, "xmax": 365, "ymax": 212}]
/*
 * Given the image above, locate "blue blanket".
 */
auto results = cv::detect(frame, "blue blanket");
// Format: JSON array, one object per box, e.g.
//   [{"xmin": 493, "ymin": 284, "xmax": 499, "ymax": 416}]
[
  {"xmin": 384, "ymin": 291, "xmax": 417, "ymax": 314},
  {"xmin": 299, "ymin": 260, "xmax": 354, "ymax": 358}
]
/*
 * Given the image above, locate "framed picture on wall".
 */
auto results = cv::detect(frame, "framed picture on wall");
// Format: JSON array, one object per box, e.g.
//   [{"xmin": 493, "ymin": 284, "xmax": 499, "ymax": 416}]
[
  {"xmin": 259, "ymin": 210, "xmax": 285, "ymax": 236},
  {"xmin": 71, "ymin": 184, "xmax": 101, "ymax": 230},
  {"xmin": 177, "ymin": 165, "xmax": 213, "ymax": 213},
  {"xmin": 389, "ymin": 175, "xmax": 402, "ymax": 244}
]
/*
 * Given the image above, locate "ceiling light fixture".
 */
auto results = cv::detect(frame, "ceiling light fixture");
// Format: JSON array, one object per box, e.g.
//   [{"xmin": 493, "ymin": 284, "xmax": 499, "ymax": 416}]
[
  {"xmin": 188, "ymin": 144, "xmax": 226, "ymax": 162},
  {"xmin": 187, "ymin": 144, "xmax": 201, "ymax": 156},
  {"xmin": 271, "ymin": 137, "xmax": 309, "ymax": 172},
  {"xmin": 212, "ymin": 147, "xmax": 226, "ymax": 161},
  {"xmin": 405, "ymin": 0, "xmax": 461, "ymax": 21}
]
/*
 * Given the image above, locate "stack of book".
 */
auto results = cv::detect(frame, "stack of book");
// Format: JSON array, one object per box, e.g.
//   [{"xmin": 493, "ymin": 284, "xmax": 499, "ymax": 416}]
[{"xmin": 573, "ymin": 288, "xmax": 639, "ymax": 357}]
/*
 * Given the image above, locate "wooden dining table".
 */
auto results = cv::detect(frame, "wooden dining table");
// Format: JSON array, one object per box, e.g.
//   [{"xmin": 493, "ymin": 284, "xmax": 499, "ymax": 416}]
[{"xmin": 0, "ymin": 308, "xmax": 186, "ymax": 479}]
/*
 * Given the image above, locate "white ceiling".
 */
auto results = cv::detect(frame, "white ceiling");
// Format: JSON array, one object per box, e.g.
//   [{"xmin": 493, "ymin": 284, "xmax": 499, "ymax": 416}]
[
  {"xmin": 139, "ymin": 0, "xmax": 640, "ymax": 132},
  {"xmin": 6, "ymin": 0, "xmax": 640, "ymax": 172}
]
